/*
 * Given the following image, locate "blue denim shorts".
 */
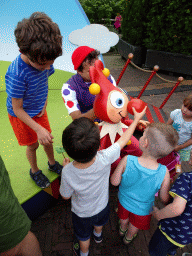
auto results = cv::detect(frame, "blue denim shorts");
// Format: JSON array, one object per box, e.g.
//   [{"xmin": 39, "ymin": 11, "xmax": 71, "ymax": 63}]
[{"xmin": 72, "ymin": 203, "xmax": 110, "ymax": 241}]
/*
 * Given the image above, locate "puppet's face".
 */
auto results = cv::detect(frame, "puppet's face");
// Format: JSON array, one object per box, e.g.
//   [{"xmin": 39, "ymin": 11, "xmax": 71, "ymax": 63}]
[{"xmin": 107, "ymin": 90, "xmax": 129, "ymax": 123}]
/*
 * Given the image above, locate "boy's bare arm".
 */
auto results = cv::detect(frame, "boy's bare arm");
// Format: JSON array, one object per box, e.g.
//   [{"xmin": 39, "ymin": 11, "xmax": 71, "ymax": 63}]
[
  {"xmin": 12, "ymin": 98, "xmax": 53, "ymax": 145},
  {"xmin": 70, "ymin": 109, "xmax": 96, "ymax": 121},
  {"xmin": 61, "ymin": 195, "xmax": 71, "ymax": 200},
  {"xmin": 152, "ymin": 195, "xmax": 186, "ymax": 221},
  {"xmin": 167, "ymin": 117, "xmax": 173, "ymax": 125},
  {"xmin": 159, "ymin": 169, "xmax": 171, "ymax": 204},
  {"xmin": 175, "ymin": 136, "xmax": 192, "ymax": 151},
  {"xmin": 110, "ymin": 156, "xmax": 127, "ymax": 186},
  {"xmin": 117, "ymin": 106, "xmax": 147, "ymax": 150}
]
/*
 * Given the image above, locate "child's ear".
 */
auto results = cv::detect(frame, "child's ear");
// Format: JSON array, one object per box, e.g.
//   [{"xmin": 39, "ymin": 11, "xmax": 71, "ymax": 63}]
[{"xmin": 144, "ymin": 137, "xmax": 149, "ymax": 148}]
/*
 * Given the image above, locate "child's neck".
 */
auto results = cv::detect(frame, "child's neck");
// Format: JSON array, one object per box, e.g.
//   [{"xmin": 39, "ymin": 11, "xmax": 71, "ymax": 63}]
[
  {"xmin": 73, "ymin": 157, "xmax": 96, "ymax": 169},
  {"xmin": 138, "ymin": 153, "xmax": 159, "ymax": 169},
  {"xmin": 21, "ymin": 54, "xmax": 30, "ymax": 65}
]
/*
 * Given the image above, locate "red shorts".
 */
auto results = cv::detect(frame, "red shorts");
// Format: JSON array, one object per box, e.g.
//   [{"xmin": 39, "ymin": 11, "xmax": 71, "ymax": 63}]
[
  {"xmin": 8, "ymin": 111, "xmax": 51, "ymax": 146},
  {"xmin": 117, "ymin": 201, "xmax": 151, "ymax": 230}
]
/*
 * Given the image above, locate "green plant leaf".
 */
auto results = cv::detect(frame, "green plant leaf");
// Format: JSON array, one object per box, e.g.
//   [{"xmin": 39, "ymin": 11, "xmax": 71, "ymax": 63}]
[{"xmin": 55, "ymin": 146, "xmax": 65, "ymax": 154}]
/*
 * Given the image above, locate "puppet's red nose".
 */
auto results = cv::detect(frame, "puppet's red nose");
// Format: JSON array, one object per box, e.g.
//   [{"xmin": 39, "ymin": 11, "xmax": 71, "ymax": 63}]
[{"xmin": 127, "ymin": 99, "xmax": 146, "ymax": 115}]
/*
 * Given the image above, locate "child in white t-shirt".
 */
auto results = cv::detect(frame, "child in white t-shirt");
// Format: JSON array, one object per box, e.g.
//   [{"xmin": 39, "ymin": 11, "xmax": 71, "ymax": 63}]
[
  {"xmin": 167, "ymin": 94, "xmax": 192, "ymax": 164},
  {"xmin": 60, "ymin": 106, "xmax": 146, "ymax": 256}
]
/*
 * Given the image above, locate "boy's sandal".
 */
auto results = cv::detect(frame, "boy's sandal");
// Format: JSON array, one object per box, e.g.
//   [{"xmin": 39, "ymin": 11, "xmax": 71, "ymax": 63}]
[
  {"xmin": 48, "ymin": 161, "xmax": 63, "ymax": 175},
  {"xmin": 118, "ymin": 220, "xmax": 128, "ymax": 237},
  {"xmin": 123, "ymin": 233, "xmax": 137, "ymax": 245},
  {"xmin": 119, "ymin": 225, "xmax": 128, "ymax": 237},
  {"xmin": 30, "ymin": 169, "xmax": 50, "ymax": 189}
]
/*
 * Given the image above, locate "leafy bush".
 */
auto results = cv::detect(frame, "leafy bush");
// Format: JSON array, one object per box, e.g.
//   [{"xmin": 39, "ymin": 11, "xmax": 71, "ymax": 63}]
[
  {"xmin": 144, "ymin": 0, "xmax": 192, "ymax": 55},
  {"xmin": 121, "ymin": 0, "xmax": 151, "ymax": 46},
  {"xmin": 80, "ymin": 0, "xmax": 192, "ymax": 55},
  {"xmin": 121, "ymin": 0, "xmax": 192, "ymax": 55}
]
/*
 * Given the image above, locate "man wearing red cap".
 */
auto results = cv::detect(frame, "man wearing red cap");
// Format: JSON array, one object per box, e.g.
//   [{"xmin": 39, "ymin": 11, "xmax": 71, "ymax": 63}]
[{"xmin": 61, "ymin": 46, "xmax": 116, "ymax": 121}]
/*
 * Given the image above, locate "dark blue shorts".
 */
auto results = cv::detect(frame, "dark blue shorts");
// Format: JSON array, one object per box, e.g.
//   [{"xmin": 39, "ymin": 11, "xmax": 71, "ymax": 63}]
[
  {"xmin": 149, "ymin": 227, "xmax": 178, "ymax": 256},
  {"xmin": 72, "ymin": 203, "xmax": 110, "ymax": 241}
]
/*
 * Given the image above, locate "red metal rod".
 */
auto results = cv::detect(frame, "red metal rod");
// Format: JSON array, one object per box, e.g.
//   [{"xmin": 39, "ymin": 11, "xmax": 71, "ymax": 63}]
[
  {"xmin": 137, "ymin": 65, "xmax": 159, "ymax": 99},
  {"xmin": 159, "ymin": 77, "xmax": 184, "ymax": 109},
  {"xmin": 116, "ymin": 53, "xmax": 133, "ymax": 85}
]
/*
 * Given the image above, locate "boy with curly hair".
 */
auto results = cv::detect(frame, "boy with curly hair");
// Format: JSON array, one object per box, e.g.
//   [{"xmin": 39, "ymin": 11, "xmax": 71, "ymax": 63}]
[{"xmin": 5, "ymin": 12, "xmax": 63, "ymax": 188}]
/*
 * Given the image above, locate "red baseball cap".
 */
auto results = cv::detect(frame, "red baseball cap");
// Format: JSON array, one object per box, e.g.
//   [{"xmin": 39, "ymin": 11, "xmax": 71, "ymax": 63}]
[{"xmin": 72, "ymin": 46, "xmax": 95, "ymax": 70}]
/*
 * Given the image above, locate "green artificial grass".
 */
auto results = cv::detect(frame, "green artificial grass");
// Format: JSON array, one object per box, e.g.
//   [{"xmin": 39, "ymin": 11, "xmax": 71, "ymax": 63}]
[
  {"xmin": 0, "ymin": 61, "xmax": 10, "ymax": 92},
  {"xmin": 0, "ymin": 60, "xmax": 74, "ymax": 204}
]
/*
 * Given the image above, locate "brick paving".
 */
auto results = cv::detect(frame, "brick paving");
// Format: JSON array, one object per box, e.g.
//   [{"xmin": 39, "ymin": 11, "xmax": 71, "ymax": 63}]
[
  {"xmin": 31, "ymin": 179, "xmax": 192, "ymax": 256},
  {"xmin": 31, "ymin": 53, "xmax": 192, "ymax": 255}
]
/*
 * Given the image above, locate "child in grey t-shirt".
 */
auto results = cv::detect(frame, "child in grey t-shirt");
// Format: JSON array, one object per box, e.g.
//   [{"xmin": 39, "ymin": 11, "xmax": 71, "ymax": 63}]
[{"xmin": 60, "ymin": 107, "xmax": 146, "ymax": 256}]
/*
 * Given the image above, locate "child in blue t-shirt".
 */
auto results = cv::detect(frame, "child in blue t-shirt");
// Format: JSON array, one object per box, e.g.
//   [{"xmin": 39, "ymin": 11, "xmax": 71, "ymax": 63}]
[
  {"xmin": 167, "ymin": 94, "xmax": 192, "ymax": 164},
  {"xmin": 5, "ymin": 12, "xmax": 63, "ymax": 188},
  {"xmin": 110, "ymin": 123, "xmax": 179, "ymax": 245},
  {"xmin": 149, "ymin": 171, "xmax": 192, "ymax": 256}
]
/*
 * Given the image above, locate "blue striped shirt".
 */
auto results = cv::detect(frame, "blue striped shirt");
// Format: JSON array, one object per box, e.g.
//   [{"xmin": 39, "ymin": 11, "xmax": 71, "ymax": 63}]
[{"xmin": 6, "ymin": 54, "xmax": 54, "ymax": 117}]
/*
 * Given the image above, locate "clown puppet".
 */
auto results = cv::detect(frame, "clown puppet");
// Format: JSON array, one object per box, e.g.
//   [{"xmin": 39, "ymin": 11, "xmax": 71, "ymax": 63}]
[{"xmin": 89, "ymin": 60, "xmax": 147, "ymax": 174}]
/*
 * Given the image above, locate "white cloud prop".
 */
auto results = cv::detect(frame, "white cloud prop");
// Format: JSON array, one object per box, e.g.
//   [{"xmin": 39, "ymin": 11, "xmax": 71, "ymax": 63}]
[{"xmin": 69, "ymin": 24, "xmax": 119, "ymax": 54}]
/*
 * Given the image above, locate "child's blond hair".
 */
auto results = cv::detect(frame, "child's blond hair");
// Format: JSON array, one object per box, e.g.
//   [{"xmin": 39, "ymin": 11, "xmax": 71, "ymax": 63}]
[{"xmin": 146, "ymin": 122, "xmax": 179, "ymax": 158}]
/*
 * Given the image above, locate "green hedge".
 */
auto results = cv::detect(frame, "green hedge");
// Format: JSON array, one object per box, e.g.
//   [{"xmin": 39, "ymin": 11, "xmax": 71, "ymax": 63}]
[
  {"xmin": 121, "ymin": 0, "xmax": 150, "ymax": 47},
  {"xmin": 121, "ymin": 0, "xmax": 192, "ymax": 55}
]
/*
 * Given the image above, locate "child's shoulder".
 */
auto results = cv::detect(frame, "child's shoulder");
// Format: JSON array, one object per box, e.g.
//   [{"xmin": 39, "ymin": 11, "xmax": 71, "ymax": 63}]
[
  {"xmin": 127, "ymin": 154, "xmax": 137, "ymax": 160},
  {"xmin": 100, "ymin": 142, "xmax": 121, "ymax": 154},
  {"xmin": 182, "ymin": 171, "xmax": 192, "ymax": 177},
  {"xmin": 176, "ymin": 171, "xmax": 192, "ymax": 183},
  {"xmin": 7, "ymin": 55, "xmax": 28, "ymax": 77},
  {"xmin": 170, "ymin": 109, "xmax": 183, "ymax": 121},
  {"xmin": 62, "ymin": 161, "xmax": 74, "ymax": 174},
  {"xmin": 170, "ymin": 109, "xmax": 181, "ymax": 116},
  {"xmin": 126, "ymin": 155, "xmax": 138, "ymax": 164}
]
